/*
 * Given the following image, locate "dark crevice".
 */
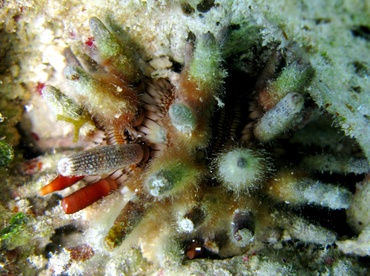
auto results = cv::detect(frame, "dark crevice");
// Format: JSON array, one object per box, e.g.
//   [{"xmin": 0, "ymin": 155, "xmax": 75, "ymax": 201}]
[
  {"xmin": 196, "ymin": 0, "xmax": 215, "ymax": 13},
  {"xmin": 15, "ymin": 122, "xmax": 42, "ymax": 160},
  {"xmin": 352, "ymin": 61, "xmax": 369, "ymax": 77},
  {"xmin": 181, "ymin": 2, "xmax": 195, "ymax": 15},
  {"xmin": 44, "ymin": 224, "xmax": 80, "ymax": 258},
  {"xmin": 351, "ymin": 25, "xmax": 370, "ymax": 41}
]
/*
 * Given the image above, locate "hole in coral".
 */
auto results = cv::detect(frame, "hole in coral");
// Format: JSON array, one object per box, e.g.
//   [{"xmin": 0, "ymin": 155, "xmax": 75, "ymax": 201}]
[
  {"xmin": 186, "ymin": 31, "xmax": 196, "ymax": 43},
  {"xmin": 314, "ymin": 18, "xmax": 331, "ymax": 24},
  {"xmin": 352, "ymin": 61, "xmax": 369, "ymax": 77},
  {"xmin": 351, "ymin": 25, "xmax": 370, "ymax": 41},
  {"xmin": 44, "ymin": 224, "xmax": 79, "ymax": 258},
  {"xmin": 346, "ymin": 104, "xmax": 354, "ymax": 112},
  {"xmin": 16, "ymin": 123, "xmax": 42, "ymax": 160},
  {"xmin": 181, "ymin": 2, "xmax": 195, "ymax": 15},
  {"xmin": 171, "ymin": 59, "xmax": 183, "ymax": 73},
  {"xmin": 351, "ymin": 86, "xmax": 362, "ymax": 94},
  {"xmin": 232, "ymin": 210, "xmax": 255, "ymax": 235},
  {"xmin": 196, "ymin": 0, "xmax": 215, "ymax": 13},
  {"xmin": 230, "ymin": 24, "xmax": 241, "ymax": 31}
]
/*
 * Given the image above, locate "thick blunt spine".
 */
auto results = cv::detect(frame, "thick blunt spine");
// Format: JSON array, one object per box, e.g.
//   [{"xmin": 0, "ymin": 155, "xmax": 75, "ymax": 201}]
[
  {"xmin": 42, "ymin": 85, "xmax": 93, "ymax": 142},
  {"xmin": 61, "ymin": 178, "xmax": 118, "ymax": 214},
  {"xmin": 58, "ymin": 144, "xmax": 144, "ymax": 176},
  {"xmin": 254, "ymin": 92, "xmax": 304, "ymax": 142},
  {"xmin": 63, "ymin": 65, "xmax": 137, "ymax": 125},
  {"xmin": 89, "ymin": 17, "xmax": 139, "ymax": 82},
  {"xmin": 169, "ymin": 103, "xmax": 196, "ymax": 134},
  {"xmin": 216, "ymin": 148, "xmax": 267, "ymax": 193},
  {"xmin": 267, "ymin": 172, "xmax": 352, "ymax": 210},
  {"xmin": 40, "ymin": 175, "xmax": 84, "ymax": 196},
  {"xmin": 105, "ymin": 198, "xmax": 146, "ymax": 249}
]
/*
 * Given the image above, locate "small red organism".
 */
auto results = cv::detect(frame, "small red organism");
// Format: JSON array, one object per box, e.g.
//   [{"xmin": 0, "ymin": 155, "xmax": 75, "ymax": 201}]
[
  {"xmin": 324, "ymin": 256, "xmax": 334, "ymax": 266},
  {"xmin": 85, "ymin": 37, "xmax": 95, "ymax": 47},
  {"xmin": 22, "ymin": 158, "xmax": 43, "ymax": 175},
  {"xmin": 35, "ymin": 82, "xmax": 45, "ymax": 95},
  {"xmin": 243, "ymin": 255, "xmax": 250, "ymax": 263},
  {"xmin": 31, "ymin": 132, "xmax": 40, "ymax": 141}
]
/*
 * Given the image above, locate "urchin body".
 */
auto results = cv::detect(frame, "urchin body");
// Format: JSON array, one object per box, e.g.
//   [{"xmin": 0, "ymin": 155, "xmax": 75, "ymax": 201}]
[{"xmin": 39, "ymin": 17, "xmax": 365, "ymax": 265}]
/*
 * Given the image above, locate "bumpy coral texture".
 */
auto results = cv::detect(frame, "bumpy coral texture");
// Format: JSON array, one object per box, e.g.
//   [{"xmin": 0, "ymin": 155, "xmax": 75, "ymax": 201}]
[{"xmin": 40, "ymin": 16, "xmax": 369, "ymax": 267}]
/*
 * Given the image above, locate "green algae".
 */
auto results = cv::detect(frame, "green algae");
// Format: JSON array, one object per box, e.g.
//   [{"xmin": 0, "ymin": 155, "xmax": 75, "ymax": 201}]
[{"xmin": 0, "ymin": 212, "xmax": 29, "ymax": 248}]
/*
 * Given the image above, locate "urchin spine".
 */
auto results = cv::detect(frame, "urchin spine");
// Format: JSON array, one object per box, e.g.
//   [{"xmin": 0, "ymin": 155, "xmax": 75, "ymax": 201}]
[
  {"xmin": 63, "ymin": 65, "xmax": 137, "ymax": 124},
  {"xmin": 303, "ymin": 154, "xmax": 370, "ymax": 175},
  {"xmin": 89, "ymin": 17, "xmax": 139, "ymax": 82},
  {"xmin": 267, "ymin": 172, "xmax": 351, "ymax": 210},
  {"xmin": 61, "ymin": 178, "xmax": 118, "ymax": 214},
  {"xmin": 42, "ymin": 85, "xmax": 93, "ymax": 142},
  {"xmin": 254, "ymin": 92, "xmax": 304, "ymax": 142},
  {"xmin": 216, "ymin": 148, "xmax": 267, "ymax": 192},
  {"xmin": 58, "ymin": 144, "xmax": 144, "ymax": 176},
  {"xmin": 169, "ymin": 103, "xmax": 196, "ymax": 134},
  {"xmin": 144, "ymin": 156, "xmax": 201, "ymax": 198}
]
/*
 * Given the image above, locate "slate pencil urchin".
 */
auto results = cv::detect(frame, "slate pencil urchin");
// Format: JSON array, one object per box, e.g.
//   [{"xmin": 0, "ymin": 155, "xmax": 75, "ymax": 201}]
[{"xmin": 37, "ymin": 14, "xmax": 370, "ymax": 271}]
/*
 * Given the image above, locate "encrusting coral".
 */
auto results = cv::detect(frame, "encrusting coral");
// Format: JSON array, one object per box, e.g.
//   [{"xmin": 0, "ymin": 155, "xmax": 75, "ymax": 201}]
[{"xmin": 1, "ymin": 0, "xmax": 370, "ymax": 275}]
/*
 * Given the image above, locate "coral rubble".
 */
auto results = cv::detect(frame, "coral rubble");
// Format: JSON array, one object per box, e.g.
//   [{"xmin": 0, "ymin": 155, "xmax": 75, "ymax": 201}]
[{"xmin": 1, "ymin": 0, "xmax": 370, "ymax": 275}]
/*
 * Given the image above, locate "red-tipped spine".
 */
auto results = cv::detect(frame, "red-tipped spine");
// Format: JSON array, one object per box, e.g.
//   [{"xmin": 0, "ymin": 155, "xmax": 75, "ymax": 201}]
[
  {"xmin": 40, "ymin": 175, "xmax": 84, "ymax": 196},
  {"xmin": 61, "ymin": 178, "xmax": 118, "ymax": 214}
]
